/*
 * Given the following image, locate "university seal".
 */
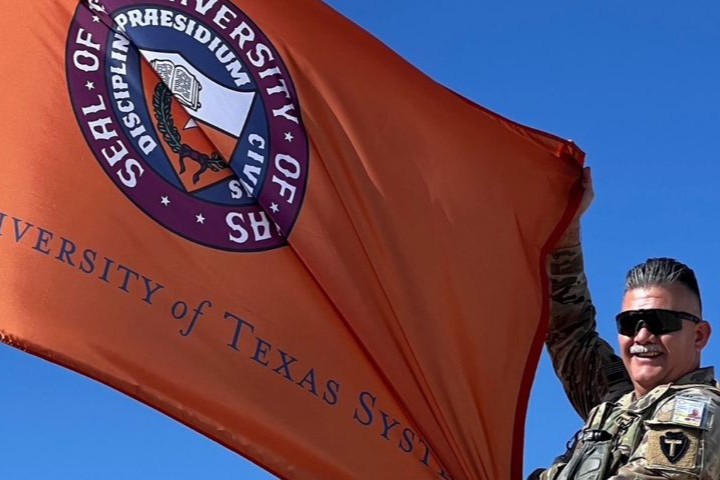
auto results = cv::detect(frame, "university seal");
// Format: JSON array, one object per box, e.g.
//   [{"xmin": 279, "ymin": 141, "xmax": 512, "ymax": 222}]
[{"xmin": 66, "ymin": 0, "xmax": 309, "ymax": 251}]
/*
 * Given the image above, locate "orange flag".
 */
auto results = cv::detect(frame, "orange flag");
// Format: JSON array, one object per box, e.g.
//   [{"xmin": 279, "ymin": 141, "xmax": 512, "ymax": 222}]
[{"xmin": 0, "ymin": 1, "xmax": 583, "ymax": 478}]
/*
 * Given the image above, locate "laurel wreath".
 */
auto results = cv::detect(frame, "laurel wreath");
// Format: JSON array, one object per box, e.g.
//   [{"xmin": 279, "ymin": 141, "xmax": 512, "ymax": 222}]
[{"xmin": 153, "ymin": 83, "xmax": 183, "ymax": 154}]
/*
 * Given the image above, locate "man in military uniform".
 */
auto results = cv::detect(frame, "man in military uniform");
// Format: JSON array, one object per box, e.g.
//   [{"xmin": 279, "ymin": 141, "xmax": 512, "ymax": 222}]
[{"xmin": 534, "ymin": 168, "xmax": 720, "ymax": 479}]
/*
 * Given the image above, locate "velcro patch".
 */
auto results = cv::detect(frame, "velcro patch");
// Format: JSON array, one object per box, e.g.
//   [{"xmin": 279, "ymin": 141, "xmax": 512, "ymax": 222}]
[{"xmin": 646, "ymin": 428, "xmax": 700, "ymax": 472}]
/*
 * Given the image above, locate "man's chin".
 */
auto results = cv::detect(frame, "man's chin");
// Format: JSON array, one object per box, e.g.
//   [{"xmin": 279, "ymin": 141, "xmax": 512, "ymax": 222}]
[{"xmin": 630, "ymin": 365, "xmax": 667, "ymax": 394}]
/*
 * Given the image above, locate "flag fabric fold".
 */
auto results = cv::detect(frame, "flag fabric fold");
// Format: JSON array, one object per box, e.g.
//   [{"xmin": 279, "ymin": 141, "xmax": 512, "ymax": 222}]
[{"xmin": 0, "ymin": 1, "xmax": 583, "ymax": 478}]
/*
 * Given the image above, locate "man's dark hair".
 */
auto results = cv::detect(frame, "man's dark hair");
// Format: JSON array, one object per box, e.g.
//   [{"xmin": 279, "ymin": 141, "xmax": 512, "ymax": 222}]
[{"xmin": 625, "ymin": 257, "xmax": 702, "ymax": 310}]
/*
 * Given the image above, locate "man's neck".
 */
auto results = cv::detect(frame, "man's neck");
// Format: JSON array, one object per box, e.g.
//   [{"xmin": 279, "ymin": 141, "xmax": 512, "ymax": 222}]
[{"xmin": 632, "ymin": 365, "xmax": 713, "ymax": 399}]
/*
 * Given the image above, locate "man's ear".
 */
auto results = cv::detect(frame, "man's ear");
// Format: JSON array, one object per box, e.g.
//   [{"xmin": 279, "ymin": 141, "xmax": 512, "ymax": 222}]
[{"xmin": 695, "ymin": 321, "xmax": 711, "ymax": 351}]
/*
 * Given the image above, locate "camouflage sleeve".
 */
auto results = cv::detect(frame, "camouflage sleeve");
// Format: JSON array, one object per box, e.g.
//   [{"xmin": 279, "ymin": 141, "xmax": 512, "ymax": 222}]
[
  {"xmin": 546, "ymin": 244, "xmax": 632, "ymax": 420},
  {"xmin": 610, "ymin": 388, "xmax": 720, "ymax": 479}
]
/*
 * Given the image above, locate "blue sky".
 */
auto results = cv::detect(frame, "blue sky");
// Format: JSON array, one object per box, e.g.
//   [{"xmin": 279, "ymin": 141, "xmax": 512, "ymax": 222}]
[{"xmin": 2, "ymin": 1, "xmax": 719, "ymax": 478}]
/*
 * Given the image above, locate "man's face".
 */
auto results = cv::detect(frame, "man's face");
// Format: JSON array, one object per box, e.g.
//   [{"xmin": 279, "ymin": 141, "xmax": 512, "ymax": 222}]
[{"xmin": 619, "ymin": 284, "xmax": 710, "ymax": 397}]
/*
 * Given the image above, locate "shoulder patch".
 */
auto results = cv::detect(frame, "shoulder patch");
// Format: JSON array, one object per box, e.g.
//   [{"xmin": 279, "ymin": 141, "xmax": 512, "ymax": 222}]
[
  {"xmin": 660, "ymin": 431, "xmax": 690, "ymax": 463},
  {"xmin": 646, "ymin": 428, "xmax": 700, "ymax": 472}
]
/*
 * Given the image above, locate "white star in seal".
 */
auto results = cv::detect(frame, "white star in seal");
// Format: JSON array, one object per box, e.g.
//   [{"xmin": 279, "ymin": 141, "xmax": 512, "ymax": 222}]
[
  {"xmin": 270, "ymin": 203, "xmax": 280, "ymax": 213},
  {"xmin": 195, "ymin": 213, "xmax": 206, "ymax": 224},
  {"xmin": 284, "ymin": 132, "xmax": 294, "ymax": 142},
  {"xmin": 160, "ymin": 196, "xmax": 170, "ymax": 206},
  {"xmin": 85, "ymin": 81, "xmax": 95, "ymax": 90},
  {"xmin": 92, "ymin": 15, "xmax": 101, "ymax": 23}
]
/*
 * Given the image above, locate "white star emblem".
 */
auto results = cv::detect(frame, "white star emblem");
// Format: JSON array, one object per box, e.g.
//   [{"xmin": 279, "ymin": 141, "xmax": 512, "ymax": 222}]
[
  {"xmin": 85, "ymin": 81, "xmax": 95, "ymax": 90},
  {"xmin": 160, "ymin": 196, "xmax": 170, "ymax": 206},
  {"xmin": 284, "ymin": 132, "xmax": 294, "ymax": 142},
  {"xmin": 92, "ymin": 15, "xmax": 101, "ymax": 23},
  {"xmin": 270, "ymin": 203, "xmax": 280, "ymax": 213},
  {"xmin": 195, "ymin": 213, "xmax": 206, "ymax": 224}
]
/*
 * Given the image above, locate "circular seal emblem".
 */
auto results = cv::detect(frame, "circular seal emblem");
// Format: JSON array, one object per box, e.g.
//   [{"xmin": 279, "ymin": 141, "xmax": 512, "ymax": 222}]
[{"xmin": 66, "ymin": 0, "xmax": 308, "ymax": 252}]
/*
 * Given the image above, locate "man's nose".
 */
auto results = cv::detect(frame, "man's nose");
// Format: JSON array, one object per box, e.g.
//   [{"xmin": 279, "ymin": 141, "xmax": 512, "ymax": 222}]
[{"xmin": 634, "ymin": 322, "xmax": 654, "ymax": 342}]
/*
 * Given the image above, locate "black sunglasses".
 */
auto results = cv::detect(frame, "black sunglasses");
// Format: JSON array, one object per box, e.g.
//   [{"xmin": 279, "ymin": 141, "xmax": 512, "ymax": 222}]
[{"xmin": 615, "ymin": 308, "xmax": 703, "ymax": 337}]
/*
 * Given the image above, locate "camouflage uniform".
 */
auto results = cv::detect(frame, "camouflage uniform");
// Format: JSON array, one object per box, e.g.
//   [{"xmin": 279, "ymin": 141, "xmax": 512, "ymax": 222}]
[
  {"xmin": 536, "ymin": 245, "xmax": 720, "ymax": 479},
  {"xmin": 546, "ymin": 245, "xmax": 633, "ymax": 418}
]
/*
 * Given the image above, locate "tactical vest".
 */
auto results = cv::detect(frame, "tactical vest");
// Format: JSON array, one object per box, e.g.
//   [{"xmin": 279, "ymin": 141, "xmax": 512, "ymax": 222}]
[{"xmin": 538, "ymin": 382, "xmax": 720, "ymax": 480}]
